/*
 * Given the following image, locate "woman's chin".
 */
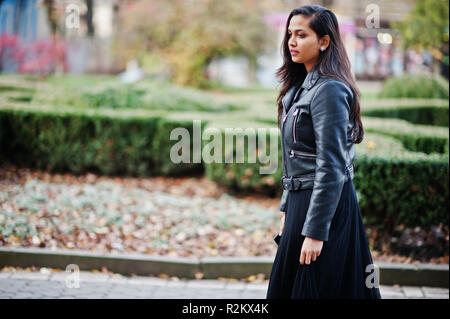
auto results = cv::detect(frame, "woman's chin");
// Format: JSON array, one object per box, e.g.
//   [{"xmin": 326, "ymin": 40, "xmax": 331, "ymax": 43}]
[{"xmin": 291, "ymin": 57, "xmax": 303, "ymax": 63}]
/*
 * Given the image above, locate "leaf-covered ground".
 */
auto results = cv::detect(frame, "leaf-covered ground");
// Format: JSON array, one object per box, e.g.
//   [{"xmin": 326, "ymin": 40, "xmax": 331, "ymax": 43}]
[{"xmin": 0, "ymin": 162, "xmax": 447, "ymax": 264}]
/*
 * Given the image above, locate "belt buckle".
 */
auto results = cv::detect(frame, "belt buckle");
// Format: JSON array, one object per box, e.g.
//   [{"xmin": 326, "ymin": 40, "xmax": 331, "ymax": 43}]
[{"xmin": 290, "ymin": 176, "xmax": 294, "ymax": 190}]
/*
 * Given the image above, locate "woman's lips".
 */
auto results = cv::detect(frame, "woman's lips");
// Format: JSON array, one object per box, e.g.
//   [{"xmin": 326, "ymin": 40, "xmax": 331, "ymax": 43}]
[{"xmin": 290, "ymin": 50, "xmax": 299, "ymax": 56}]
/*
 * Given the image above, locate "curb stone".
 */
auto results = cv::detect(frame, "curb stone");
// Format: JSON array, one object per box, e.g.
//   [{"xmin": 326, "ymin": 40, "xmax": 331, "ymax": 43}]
[{"xmin": 0, "ymin": 247, "xmax": 448, "ymax": 288}]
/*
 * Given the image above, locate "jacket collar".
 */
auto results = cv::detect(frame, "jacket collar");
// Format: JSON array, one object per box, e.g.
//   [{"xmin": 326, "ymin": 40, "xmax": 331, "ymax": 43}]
[
  {"xmin": 282, "ymin": 64, "xmax": 320, "ymax": 112},
  {"xmin": 300, "ymin": 64, "xmax": 320, "ymax": 89}
]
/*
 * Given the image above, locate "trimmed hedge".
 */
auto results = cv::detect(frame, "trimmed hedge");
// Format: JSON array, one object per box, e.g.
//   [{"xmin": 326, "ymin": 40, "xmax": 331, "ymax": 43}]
[
  {"xmin": 379, "ymin": 74, "xmax": 449, "ymax": 99},
  {"xmin": 363, "ymin": 106, "xmax": 449, "ymax": 127},
  {"xmin": 203, "ymin": 128, "xmax": 282, "ymax": 195},
  {"xmin": 353, "ymin": 154, "xmax": 449, "ymax": 232},
  {"xmin": 0, "ymin": 108, "xmax": 205, "ymax": 177},
  {"xmin": 364, "ymin": 117, "xmax": 449, "ymax": 155}
]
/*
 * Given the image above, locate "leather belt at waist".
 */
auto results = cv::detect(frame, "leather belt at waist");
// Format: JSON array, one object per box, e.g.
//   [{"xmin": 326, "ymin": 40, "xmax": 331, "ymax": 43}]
[
  {"xmin": 281, "ymin": 164, "xmax": 354, "ymax": 191},
  {"xmin": 281, "ymin": 175, "xmax": 314, "ymax": 190}
]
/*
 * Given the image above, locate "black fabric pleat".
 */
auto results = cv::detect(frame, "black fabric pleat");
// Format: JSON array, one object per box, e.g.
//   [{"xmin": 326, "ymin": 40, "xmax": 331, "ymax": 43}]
[{"xmin": 266, "ymin": 180, "xmax": 382, "ymax": 299}]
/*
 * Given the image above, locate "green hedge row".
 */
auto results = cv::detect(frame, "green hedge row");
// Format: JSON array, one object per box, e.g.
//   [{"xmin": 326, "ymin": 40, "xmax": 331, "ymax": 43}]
[
  {"xmin": 0, "ymin": 108, "xmax": 206, "ymax": 177},
  {"xmin": 379, "ymin": 74, "xmax": 449, "ymax": 99},
  {"xmin": 203, "ymin": 129, "xmax": 283, "ymax": 195},
  {"xmin": 363, "ymin": 106, "xmax": 449, "ymax": 127},
  {"xmin": 364, "ymin": 117, "xmax": 449, "ymax": 155},
  {"xmin": 353, "ymin": 154, "xmax": 449, "ymax": 232},
  {"xmin": 365, "ymin": 130, "xmax": 449, "ymax": 155}
]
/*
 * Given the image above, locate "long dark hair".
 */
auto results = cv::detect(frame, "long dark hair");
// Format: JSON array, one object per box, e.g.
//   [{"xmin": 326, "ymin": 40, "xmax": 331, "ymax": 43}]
[{"xmin": 276, "ymin": 5, "xmax": 364, "ymax": 144}]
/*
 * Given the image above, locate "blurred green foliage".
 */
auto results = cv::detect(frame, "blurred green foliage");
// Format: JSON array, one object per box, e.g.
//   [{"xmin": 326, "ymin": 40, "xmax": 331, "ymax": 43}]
[
  {"xmin": 114, "ymin": 0, "xmax": 278, "ymax": 88},
  {"xmin": 379, "ymin": 74, "xmax": 449, "ymax": 99}
]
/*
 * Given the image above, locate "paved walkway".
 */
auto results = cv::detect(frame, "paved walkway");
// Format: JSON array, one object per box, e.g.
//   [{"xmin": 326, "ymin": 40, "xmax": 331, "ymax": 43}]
[{"xmin": 0, "ymin": 269, "xmax": 448, "ymax": 299}]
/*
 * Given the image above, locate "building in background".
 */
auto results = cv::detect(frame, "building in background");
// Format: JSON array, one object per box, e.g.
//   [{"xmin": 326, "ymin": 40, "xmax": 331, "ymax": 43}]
[
  {"xmin": 0, "ymin": 0, "xmax": 56, "ymax": 73},
  {"xmin": 0, "ymin": 0, "xmax": 447, "ymax": 86},
  {"xmin": 0, "ymin": 0, "xmax": 120, "ymax": 74},
  {"xmin": 209, "ymin": 0, "xmax": 446, "ymax": 87}
]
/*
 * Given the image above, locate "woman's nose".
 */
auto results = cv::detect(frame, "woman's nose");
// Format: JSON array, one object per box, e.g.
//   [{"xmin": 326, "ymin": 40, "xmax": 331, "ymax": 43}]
[{"xmin": 288, "ymin": 38, "xmax": 296, "ymax": 48}]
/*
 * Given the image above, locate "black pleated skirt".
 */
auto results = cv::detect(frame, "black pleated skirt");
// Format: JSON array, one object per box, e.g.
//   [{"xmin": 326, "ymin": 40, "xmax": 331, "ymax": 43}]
[{"xmin": 266, "ymin": 179, "xmax": 382, "ymax": 299}]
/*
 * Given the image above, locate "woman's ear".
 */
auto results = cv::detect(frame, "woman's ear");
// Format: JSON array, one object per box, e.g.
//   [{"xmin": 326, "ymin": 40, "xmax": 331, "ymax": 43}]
[{"xmin": 320, "ymin": 35, "xmax": 330, "ymax": 50}]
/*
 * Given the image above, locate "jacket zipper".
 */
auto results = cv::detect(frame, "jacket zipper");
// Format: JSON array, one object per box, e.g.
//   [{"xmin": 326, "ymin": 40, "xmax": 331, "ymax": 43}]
[
  {"xmin": 281, "ymin": 99, "xmax": 288, "ymax": 178},
  {"xmin": 289, "ymin": 150, "xmax": 317, "ymax": 158},
  {"xmin": 281, "ymin": 86, "xmax": 304, "ymax": 178},
  {"xmin": 292, "ymin": 108, "xmax": 299, "ymax": 143}
]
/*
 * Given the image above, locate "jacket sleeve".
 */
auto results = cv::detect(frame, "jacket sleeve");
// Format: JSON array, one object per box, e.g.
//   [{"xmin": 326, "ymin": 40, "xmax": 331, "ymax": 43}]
[
  {"xmin": 279, "ymin": 189, "xmax": 289, "ymax": 212},
  {"xmin": 300, "ymin": 80, "xmax": 353, "ymax": 241}
]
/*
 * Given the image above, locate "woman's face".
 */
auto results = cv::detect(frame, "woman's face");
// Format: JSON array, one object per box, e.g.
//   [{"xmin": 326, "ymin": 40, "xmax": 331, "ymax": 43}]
[{"xmin": 287, "ymin": 14, "xmax": 323, "ymax": 71}]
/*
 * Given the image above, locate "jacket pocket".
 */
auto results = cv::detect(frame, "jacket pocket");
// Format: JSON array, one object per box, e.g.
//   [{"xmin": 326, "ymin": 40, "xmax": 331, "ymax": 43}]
[{"xmin": 291, "ymin": 104, "xmax": 310, "ymax": 144}]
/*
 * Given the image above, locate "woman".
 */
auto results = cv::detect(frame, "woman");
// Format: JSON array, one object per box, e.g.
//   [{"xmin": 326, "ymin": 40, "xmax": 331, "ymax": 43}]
[{"xmin": 266, "ymin": 5, "xmax": 382, "ymax": 299}]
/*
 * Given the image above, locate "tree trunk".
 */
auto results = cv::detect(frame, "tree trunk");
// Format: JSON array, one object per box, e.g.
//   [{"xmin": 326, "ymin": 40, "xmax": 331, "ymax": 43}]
[
  {"xmin": 85, "ymin": 0, "xmax": 94, "ymax": 37},
  {"xmin": 44, "ymin": 0, "xmax": 57, "ymax": 35}
]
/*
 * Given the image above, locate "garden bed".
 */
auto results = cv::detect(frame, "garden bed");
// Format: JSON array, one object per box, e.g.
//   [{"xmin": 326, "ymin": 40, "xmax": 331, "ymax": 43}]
[{"xmin": 0, "ymin": 161, "xmax": 447, "ymax": 265}]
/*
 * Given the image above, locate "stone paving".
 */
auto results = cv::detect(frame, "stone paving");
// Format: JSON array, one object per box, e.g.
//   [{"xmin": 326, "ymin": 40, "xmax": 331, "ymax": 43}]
[{"xmin": 0, "ymin": 269, "xmax": 448, "ymax": 299}]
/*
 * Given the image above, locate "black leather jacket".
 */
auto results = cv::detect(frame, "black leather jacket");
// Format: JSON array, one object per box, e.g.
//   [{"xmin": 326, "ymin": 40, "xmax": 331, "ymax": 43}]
[{"xmin": 279, "ymin": 64, "xmax": 355, "ymax": 242}]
